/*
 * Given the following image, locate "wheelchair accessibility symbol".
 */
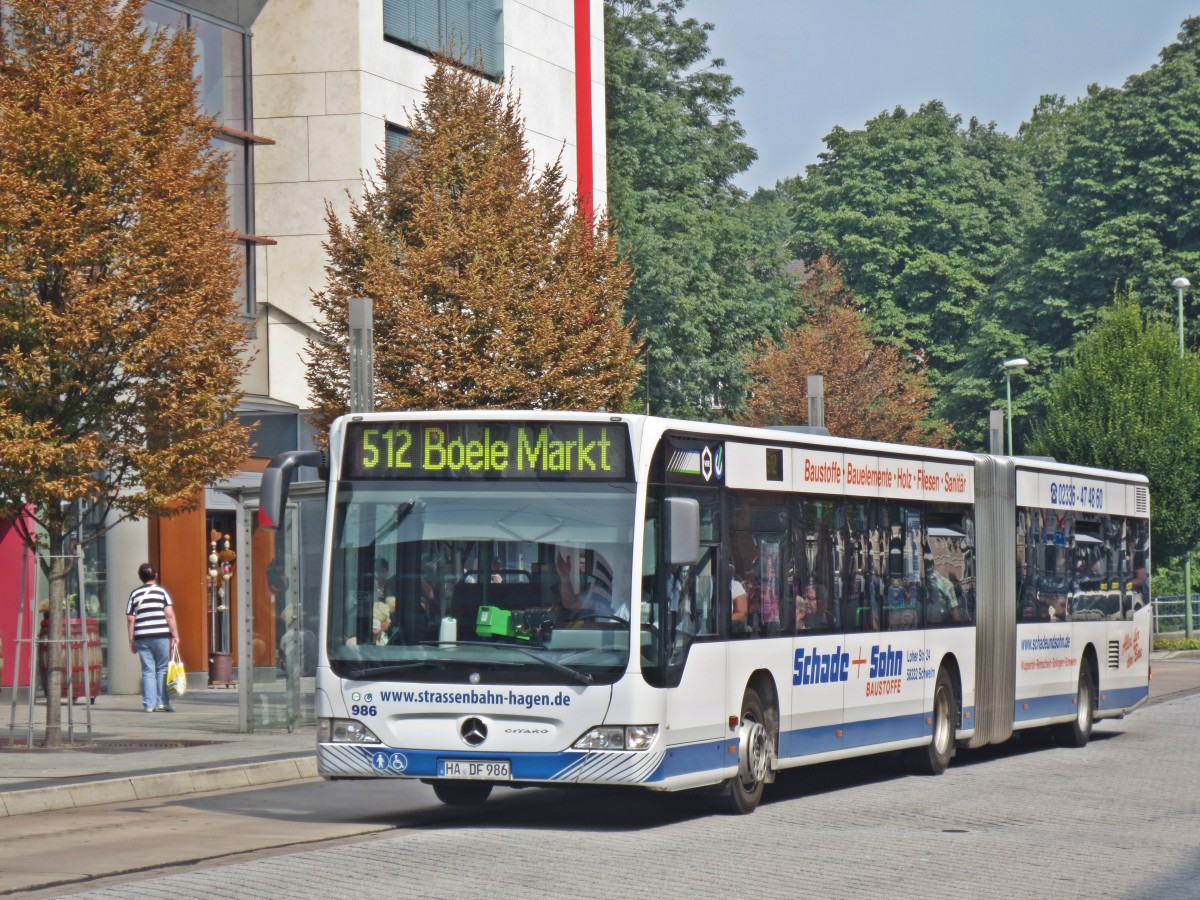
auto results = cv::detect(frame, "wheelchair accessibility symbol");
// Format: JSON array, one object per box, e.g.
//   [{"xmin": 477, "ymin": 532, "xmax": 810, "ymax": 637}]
[{"xmin": 371, "ymin": 750, "xmax": 409, "ymax": 773}]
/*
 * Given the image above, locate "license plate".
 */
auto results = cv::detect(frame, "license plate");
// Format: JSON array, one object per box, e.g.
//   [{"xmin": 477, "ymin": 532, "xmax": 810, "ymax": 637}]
[{"xmin": 437, "ymin": 759, "xmax": 511, "ymax": 780}]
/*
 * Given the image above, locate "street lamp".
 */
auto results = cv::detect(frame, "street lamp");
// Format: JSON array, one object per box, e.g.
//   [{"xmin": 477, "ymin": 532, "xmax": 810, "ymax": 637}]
[
  {"xmin": 1173, "ymin": 277, "xmax": 1194, "ymax": 638},
  {"xmin": 1002, "ymin": 357, "xmax": 1029, "ymax": 456},
  {"xmin": 1173, "ymin": 277, "xmax": 1190, "ymax": 357}
]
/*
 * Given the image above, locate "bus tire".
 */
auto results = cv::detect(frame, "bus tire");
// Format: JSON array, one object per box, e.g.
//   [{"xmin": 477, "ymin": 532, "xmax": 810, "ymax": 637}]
[
  {"xmin": 1054, "ymin": 657, "xmax": 1095, "ymax": 748},
  {"xmin": 907, "ymin": 667, "xmax": 956, "ymax": 775},
  {"xmin": 721, "ymin": 686, "xmax": 771, "ymax": 814},
  {"xmin": 431, "ymin": 780, "xmax": 493, "ymax": 806}
]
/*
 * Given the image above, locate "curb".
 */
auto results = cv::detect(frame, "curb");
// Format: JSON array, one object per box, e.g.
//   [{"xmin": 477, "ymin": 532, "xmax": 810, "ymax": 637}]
[
  {"xmin": 0, "ymin": 755, "xmax": 318, "ymax": 818},
  {"xmin": 1153, "ymin": 649, "xmax": 1200, "ymax": 660}
]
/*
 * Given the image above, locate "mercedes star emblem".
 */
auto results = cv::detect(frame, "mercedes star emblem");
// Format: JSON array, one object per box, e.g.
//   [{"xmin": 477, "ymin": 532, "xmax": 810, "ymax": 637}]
[{"xmin": 460, "ymin": 717, "xmax": 488, "ymax": 746}]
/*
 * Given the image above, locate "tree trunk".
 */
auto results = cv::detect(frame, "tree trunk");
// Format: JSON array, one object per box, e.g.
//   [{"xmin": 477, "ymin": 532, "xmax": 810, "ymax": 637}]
[{"xmin": 43, "ymin": 528, "xmax": 69, "ymax": 748}]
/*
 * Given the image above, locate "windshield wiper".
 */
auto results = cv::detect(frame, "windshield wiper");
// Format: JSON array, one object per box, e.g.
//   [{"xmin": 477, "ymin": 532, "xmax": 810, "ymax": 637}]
[
  {"xmin": 420, "ymin": 640, "xmax": 593, "ymax": 685},
  {"xmin": 374, "ymin": 499, "xmax": 417, "ymax": 543},
  {"xmin": 346, "ymin": 660, "xmax": 446, "ymax": 680}
]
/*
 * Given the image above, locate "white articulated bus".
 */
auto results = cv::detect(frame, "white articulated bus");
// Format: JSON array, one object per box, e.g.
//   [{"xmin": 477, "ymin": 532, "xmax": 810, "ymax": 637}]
[{"xmin": 260, "ymin": 411, "xmax": 1151, "ymax": 813}]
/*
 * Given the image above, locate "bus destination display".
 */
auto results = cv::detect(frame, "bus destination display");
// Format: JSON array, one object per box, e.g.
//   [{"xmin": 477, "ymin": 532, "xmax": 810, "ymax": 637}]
[{"xmin": 343, "ymin": 421, "xmax": 629, "ymax": 481}]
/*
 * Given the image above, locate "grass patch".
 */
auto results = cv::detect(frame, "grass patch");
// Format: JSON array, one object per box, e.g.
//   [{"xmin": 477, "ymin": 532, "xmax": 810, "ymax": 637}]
[{"xmin": 1153, "ymin": 637, "xmax": 1200, "ymax": 651}]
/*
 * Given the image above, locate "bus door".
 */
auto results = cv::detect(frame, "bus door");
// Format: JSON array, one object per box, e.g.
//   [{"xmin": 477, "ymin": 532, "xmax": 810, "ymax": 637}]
[
  {"xmin": 663, "ymin": 546, "xmax": 725, "ymax": 745},
  {"xmin": 842, "ymin": 502, "xmax": 926, "ymax": 747},
  {"xmin": 642, "ymin": 486, "xmax": 726, "ymax": 779}
]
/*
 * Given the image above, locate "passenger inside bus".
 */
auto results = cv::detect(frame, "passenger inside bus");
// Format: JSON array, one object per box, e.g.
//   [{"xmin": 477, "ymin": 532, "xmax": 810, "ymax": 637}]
[
  {"xmin": 1044, "ymin": 588, "xmax": 1068, "ymax": 622},
  {"xmin": 797, "ymin": 585, "xmax": 835, "ymax": 630},
  {"xmin": 555, "ymin": 551, "xmax": 615, "ymax": 618},
  {"xmin": 730, "ymin": 568, "xmax": 749, "ymax": 630},
  {"xmin": 1131, "ymin": 554, "xmax": 1150, "ymax": 614}
]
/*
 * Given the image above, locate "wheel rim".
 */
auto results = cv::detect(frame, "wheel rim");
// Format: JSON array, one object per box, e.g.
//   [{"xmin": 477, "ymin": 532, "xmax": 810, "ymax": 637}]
[
  {"xmin": 932, "ymin": 682, "xmax": 953, "ymax": 756},
  {"xmin": 739, "ymin": 717, "xmax": 769, "ymax": 785}
]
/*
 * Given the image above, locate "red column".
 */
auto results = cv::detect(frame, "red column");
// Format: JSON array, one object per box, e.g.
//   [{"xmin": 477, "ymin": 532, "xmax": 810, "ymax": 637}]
[
  {"xmin": 0, "ymin": 511, "xmax": 37, "ymax": 687},
  {"xmin": 574, "ymin": 0, "xmax": 594, "ymax": 224}
]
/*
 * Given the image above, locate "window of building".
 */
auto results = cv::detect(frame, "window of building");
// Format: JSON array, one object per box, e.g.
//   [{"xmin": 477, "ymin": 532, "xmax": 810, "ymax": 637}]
[
  {"xmin": 383, "ymin": 0, "xmax": 504, "ymax": 80},
  {"xmin": 386, "ymin": 122, "xmax": 411, "ymax": 158},
  {"xmin": 144, "ymin": 1, "xmax": 259, "ymax": 318}
]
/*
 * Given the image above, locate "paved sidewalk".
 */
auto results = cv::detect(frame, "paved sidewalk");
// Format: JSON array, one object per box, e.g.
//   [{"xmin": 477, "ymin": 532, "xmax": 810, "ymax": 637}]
[
  {"xmin": 1, "ymin": 651, "xmax": 1198, "ymax": 820},
  {"xmin": 0, "ymin": 687, "xmax": 315, "ymax": 818}
]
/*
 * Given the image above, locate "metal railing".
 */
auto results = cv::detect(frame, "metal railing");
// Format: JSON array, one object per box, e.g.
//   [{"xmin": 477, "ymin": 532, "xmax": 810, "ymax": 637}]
[{"xmin": 1152, "ymin": 595, "xmax": 1200, "ymax": 635}]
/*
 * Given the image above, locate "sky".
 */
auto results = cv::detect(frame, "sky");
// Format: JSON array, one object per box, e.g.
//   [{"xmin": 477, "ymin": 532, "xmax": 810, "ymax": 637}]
[{"xmin": 680, "ymin": 0, "xmax": 1199, "ymax": 191}]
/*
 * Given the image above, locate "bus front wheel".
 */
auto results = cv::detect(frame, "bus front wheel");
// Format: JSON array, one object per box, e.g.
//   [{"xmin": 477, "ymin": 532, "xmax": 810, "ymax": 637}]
[
  {"xmin": 1054, "ymin": 658, "xmax": 1095, "ymax": 748},
  {"xmin": 431, "ymin": 780, "xmax": 493, "ymax": 806},
  {"xmin": 721, "ymin": 686, "xmax": 772, "ymax": 814},
  {"xmin": 907, "ymin": 667, "xmax": 957, "ymax": 775}
]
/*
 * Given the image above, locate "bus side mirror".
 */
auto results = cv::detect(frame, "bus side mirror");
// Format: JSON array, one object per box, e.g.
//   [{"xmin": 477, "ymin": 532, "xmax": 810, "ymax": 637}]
[
  {"xmin": 664, "ymin": 497, "xmax": 701, "ymax": 567},
  {"xmin": 260, "ymin": 450, "xmax": 326, "ymax": 530}
]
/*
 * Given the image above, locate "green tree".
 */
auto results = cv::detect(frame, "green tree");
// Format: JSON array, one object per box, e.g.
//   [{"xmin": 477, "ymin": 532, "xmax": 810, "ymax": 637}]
[
  {"xmin": 605, "ymin": 0, "xmax": 793, "ymax": 418},
  {"xmin": 983, "ymin": 18, "xmax": 1200, "ymax": 438},
  {"xmin": 1029, "ymin": 293, "xmax": 1200, "ymax": 562},
  {"xmin": 305, "ymin": 56, "xmax": 641, "ymax": 429},
  {"xmin": 782, "ymin": 101, "xmax": 1040, "ymax": 438},
  {"xmin": 0, "ymin": 0, "xmax": 251, "ymax": 745}
]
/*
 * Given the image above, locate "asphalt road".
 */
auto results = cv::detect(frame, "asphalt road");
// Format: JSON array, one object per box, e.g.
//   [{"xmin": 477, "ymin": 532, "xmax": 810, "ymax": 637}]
[{"xmin": 3, "ymin": 682, "xmax": 1197, "ymax": 899}]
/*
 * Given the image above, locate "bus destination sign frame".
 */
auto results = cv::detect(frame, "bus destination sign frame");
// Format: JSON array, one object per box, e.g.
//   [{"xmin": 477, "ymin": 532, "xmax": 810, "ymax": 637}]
[{"xmin": 342, "ymin": 420, "xmax": 631, "ymax": 482}]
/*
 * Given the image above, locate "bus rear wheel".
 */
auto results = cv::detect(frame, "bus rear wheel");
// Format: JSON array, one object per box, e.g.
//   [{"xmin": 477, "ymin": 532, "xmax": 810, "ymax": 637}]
[
  {"xmin": 431, "ymin": 780, "xmax": 493, "ymax": 806},
  {"xmin": 1054, "ymin": 658, "xmax": 1095, "ymax": 748},
  {"xmin": 906, "ymin": 667, "xmax": 957, "ymax": 775},
  {"xmin": 721, "ymin": 686, "xmax": 772, "ymax": 814}
]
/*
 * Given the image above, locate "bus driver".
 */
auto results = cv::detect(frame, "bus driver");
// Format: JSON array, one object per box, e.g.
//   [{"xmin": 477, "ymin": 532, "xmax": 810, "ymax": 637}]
[{"xmin": 555, "ymin": 551, "xmax": 615, "ymax": 617}]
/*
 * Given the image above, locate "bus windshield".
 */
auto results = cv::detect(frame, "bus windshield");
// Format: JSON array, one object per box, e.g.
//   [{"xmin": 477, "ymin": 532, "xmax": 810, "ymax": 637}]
[{"xmin": 327, "ymin": 479, "xmax": 636, "ymax": 684}]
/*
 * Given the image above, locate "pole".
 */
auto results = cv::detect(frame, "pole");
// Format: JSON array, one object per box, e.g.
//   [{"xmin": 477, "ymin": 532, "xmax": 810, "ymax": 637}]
[
  {"xmin": 988, "ymin": 409, "xmax": 1004, "ymax": 455},
  {"xmin": 1177, "ymin": 279, "xmax": 1193, "ymax": 638},
  {"xmin": 807, "ymin": 374, "xmax": 825, "ymax": 429},
  {"xmin": 348, "ymin": 296, "xmax": 374, "ymax": 414},
  {"xmin": 1005, "ymin": 371, "xmax": 1013, "ymax": 456},
  {"xmin": 1186, "ymin": 554, "xmax": 1194, "ymax": 640},
  {"xmin": 644, "ymin": 341, "xmax": 650, "ymax": 416},
  {"xmin": 1178, "ymin": 283, "xmax": 1186, "ymax": 358}
]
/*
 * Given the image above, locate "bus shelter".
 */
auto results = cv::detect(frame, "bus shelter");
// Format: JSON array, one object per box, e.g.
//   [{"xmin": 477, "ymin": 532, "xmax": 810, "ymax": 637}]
[{"xmin": 213, "ymin": 478, "xmax": 325, "ymax": 732}]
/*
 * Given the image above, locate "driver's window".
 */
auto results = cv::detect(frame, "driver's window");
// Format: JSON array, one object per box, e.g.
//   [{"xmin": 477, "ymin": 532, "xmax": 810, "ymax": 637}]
[
  {"xmin": 641, "ymin": 489, "xmax": 718, "ymax": 672},
  {"xmin": 670, "ymin": 549, "xmax": 716, "ymax": 661}
]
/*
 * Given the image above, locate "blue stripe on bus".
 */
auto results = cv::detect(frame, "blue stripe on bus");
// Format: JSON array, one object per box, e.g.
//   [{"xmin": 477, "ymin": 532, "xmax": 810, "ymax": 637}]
[
  {"xmin": 647, "ymin": 738, "xmax": 731, "ymax": 782},
  {"xmin": 780, "ymin": 724, "xmax": 843, "ymax": 757},
  {"xmin": 781, "ymin": 712, "xmax": 930, "ymax": 758},
  {"xmin": 321, "ymin": 745, "xmax": 587, "ymax": 780},
  {"xmin": 327, "ymin": 738, "xmax": 737, "ymax": 784},
  {"xmin": 1098, "ymin": 685, "xmax": 1148, "ymax": 710},
  {"xmin": 843, "ymin": 712, "xmax": 928, "ymax": 748},
  {"xmin": 323, "ymin": 742, "xmax": 699, "ymax": 784},
  {"xmin": 780, "ymin": 705, "xmax": 978, "ymax": 760},
  {"xmin": 328, "ymin": 694, "xmax": 1075, "ymax": 786},
  {"xmin": 1014, "ymin": 693, "xmax": 1076, "ymax": 720},
  {"xmin": 1015, "ymin": 684, "xmax": 1147, "ymax": 721}
]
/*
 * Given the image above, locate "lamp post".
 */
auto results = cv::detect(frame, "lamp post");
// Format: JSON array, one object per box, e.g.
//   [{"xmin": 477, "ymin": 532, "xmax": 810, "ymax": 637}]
[
  {"xmin": 1002, "ymin": 357, "xmax": 1029, "ymax": 456},
  {"xmin": 1173, "ymin": 277, "xmax": 1194, "ymax": 638},
  {"xmin": 1173, "ymin": 277, "xmax": 1190, "ymax": 357}
]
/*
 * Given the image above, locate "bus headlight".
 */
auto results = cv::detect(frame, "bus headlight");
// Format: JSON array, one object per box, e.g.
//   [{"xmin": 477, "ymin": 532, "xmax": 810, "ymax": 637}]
[
  {"xmin": 573, "ymin": 725, "xmax": 658, "ymax": 751},
  {"xmin": 624, "ymin": 725, "xmax": 658, "ymax": 750},
  {"xmin": 317, "ymin": 717, "xmax": 381, "ymax": 744}
]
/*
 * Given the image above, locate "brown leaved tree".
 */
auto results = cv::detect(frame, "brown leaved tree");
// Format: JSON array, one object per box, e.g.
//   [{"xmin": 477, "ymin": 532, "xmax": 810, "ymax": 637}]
[
  {"xmin": 0, "ymin": 0, "xmax": 250, "ymax": 744},
  {"xmin": 306, "ymin": 56, "xmax": 641, "ymax": 431},
  {"xmin": 740, "ymin": 256, "xmax": 952, "ymax": 446}
]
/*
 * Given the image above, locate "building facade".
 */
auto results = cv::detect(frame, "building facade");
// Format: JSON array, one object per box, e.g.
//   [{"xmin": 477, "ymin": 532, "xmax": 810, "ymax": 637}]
[{"xmin": 0, "ymin": 0, "xmax": 607, "ymax": 697}]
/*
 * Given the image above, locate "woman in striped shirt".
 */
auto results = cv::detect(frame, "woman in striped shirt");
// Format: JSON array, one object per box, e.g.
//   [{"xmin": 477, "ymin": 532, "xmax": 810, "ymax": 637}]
[{"xmin": 126, "ymin": 563, "xmax": 180, "ymax": 712}]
